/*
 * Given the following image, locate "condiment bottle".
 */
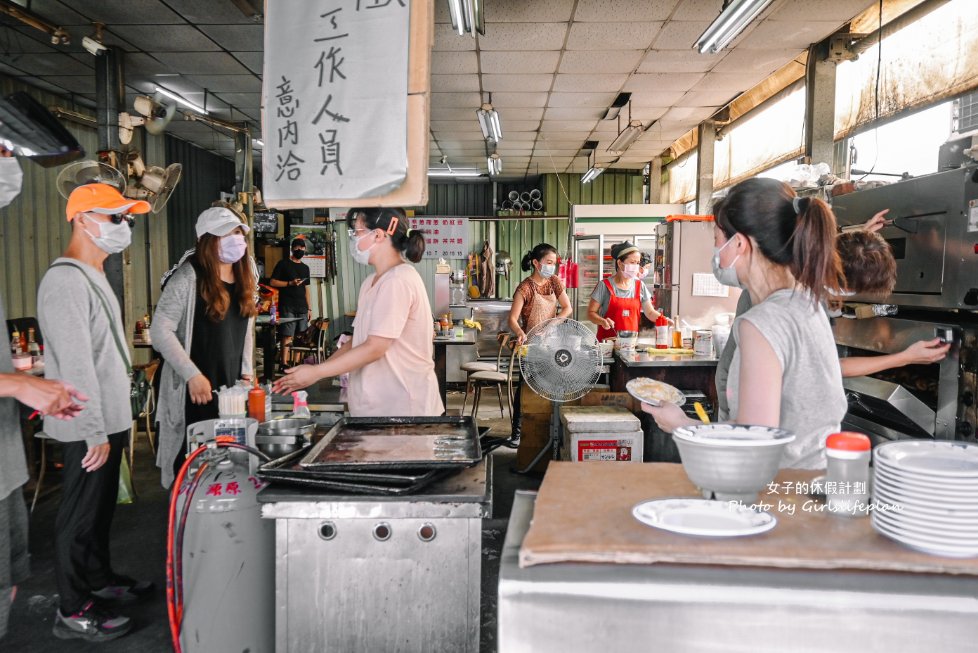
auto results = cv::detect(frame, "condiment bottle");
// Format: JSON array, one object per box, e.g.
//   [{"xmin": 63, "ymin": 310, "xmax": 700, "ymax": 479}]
[
  {"xmin": 10, "ymin": 329, "xmax": 21, "ymax": 355},
  {"xmin": 825, "ymin": 432, "xmax": 872, "ymax": 517},
  {"xmin": 292, "ymin": 391, "xmax": 311, "ymax": 419},
  {"xmin": 654, "ymin": 314, "xmax": 669, "ymax": 349},
  {"xmin": 27, "ymin": 328, "xmax": 39, "ymax": 359},
  {"xmin": 18, "ymin": 329, "xmax": 27, "ymax": 355},
  {"xmin": 671, "ymin": 316, "xmax": 682, "ymax": 348},
  {"xmin": 248, "ymin": 378, "xmax": 267, "ymax": 423}
]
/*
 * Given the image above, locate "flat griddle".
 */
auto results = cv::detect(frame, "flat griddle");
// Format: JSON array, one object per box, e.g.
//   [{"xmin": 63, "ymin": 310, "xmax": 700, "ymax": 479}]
[
  {"xmin": 259, "ymin": 446, "xmax": 446, "ymax": 486},
  {"xmin": 298, "ymin": 416, "xmax": 482, "ymax": 471}
]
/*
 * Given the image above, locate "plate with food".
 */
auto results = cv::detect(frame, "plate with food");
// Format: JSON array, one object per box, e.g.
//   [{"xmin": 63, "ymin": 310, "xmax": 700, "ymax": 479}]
[{"xmin": 626, "ymin": 377, "xmax": 686, "ymax": 407}]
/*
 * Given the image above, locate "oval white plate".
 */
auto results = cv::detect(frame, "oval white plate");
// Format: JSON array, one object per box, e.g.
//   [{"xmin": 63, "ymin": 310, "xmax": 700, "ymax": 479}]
[
  {"xmin": 872, "ymin": 515, "xmax": 978, "ymax": 558},
  {"xmin": 875, "ymin": 441, "xmax": 978, "ymax": 479},
  {"xmin": 626, "ymin": 377, "xmax": 686, "ymax": 407},
  {"xmin": 873, "ymin": 510, "xmax": 978, "ymax": 541},
  {"xmin": 632, "ymin": 498, "xmax": 776, "ymax": 537},
  {"xmin": 873, "ymin": 466, "xmax": 978, "ymax": 495}
]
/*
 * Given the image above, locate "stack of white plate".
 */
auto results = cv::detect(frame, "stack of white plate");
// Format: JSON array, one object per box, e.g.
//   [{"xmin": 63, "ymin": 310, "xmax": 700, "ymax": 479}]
[{"xmin": 871, "ymin": 441, "xmax": 978, "ymax": 558}]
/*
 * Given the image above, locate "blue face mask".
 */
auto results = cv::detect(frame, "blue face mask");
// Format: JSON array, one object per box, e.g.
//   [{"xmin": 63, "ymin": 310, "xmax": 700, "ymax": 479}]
[
  {"xmin": 711, "ymin": 236, "xmax": 743, "ymax": 289},
  {"xmin": 539, "ymin": 263, "xmax": 556, "ymax": 279}
]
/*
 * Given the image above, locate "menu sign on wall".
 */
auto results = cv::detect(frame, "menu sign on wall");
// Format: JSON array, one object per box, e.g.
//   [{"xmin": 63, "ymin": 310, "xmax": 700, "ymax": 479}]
[
  {"xmin": 263, "ymin": 1, "xmax": 410, "ymax": 205},
  {"xmin": 409, "ymin": 217, "xmax": 469, "ymax": 259}
]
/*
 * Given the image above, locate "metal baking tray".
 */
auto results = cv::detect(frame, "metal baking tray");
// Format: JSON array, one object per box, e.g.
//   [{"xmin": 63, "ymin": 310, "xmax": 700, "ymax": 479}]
[
  {"xmin": 259, "ymin": 468, "xmax": 454, "ymax": 496},
  {"xmin": 298, "ymin": 416, "xmax": 482, "ymax": 470},
  {"xmin": 259, "ymin": 446, "xmax": 445, "ymax": 486}
]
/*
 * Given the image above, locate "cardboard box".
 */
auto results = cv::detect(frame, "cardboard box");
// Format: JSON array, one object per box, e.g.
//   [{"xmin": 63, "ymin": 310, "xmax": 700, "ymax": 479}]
[
  {"xmin": 581, "ymin": 391, "xmax": 638, "ymax": 412},
  {"xmin": 561, "ymin": 430, "xmax": 644, "ymax": 463},
  {"xmin": 521, "ymin": 387, "xmax": 580, "ymax": 415},
  {"xmin": 515, "ymin": 413, "xmax": 554, "ymax": 474}
]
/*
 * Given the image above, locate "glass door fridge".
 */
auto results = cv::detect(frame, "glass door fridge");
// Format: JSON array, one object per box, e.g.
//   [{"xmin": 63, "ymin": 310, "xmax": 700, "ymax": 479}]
[{"xmin": 573, "ymin": 235, "xmax": 603, "ymax": 323}]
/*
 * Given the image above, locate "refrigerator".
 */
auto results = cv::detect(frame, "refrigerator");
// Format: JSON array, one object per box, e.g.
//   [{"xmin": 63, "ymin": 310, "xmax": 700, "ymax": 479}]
[
  {"xmin": 654, "ymin": 218, "xmax": 742, "ymax": 325},
  {"xmin": 570, "ymin": 203, "xmax": 683, "ymax": 325}
]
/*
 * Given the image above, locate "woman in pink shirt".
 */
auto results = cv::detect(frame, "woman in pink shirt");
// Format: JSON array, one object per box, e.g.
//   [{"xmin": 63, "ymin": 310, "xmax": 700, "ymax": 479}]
[{"xmin": 273, "ymin": 207, "xmax": 443, "ymax": 417}]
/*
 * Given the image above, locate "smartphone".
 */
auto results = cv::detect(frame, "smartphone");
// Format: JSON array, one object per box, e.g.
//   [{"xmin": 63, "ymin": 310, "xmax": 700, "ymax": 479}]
[{"xmin": 935, "ymin": 326, "xmax": 954, "ymax": 344}]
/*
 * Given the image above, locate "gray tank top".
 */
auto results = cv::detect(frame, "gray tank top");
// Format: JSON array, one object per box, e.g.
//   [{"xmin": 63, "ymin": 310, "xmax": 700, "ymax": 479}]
[{"xmin": 727, "ymin": 288, "xmax": 846, "ymax": 469}]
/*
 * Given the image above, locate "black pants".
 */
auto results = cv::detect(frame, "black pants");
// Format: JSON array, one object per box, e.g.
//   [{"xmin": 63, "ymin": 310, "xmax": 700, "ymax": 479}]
[{"xmin": 54, "ymin": 431, "xmax": 127, "ymax": 614}]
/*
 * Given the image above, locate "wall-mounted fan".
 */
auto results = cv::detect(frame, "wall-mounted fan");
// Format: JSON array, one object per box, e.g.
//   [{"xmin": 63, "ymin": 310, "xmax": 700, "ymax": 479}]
[
  {"xmin": 118, "ymin": 93, "xmax": 177, "ymax": 144},
  {"xmin": 55, "ymin": 160, "xmax": 127, "ymax": 199},
  {"xmin": 125, "ymin": 153, "xmax": 182, "ymax": 214}
]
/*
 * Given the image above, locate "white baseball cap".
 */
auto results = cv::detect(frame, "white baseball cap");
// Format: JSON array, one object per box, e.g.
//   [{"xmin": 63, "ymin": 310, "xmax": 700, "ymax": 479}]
[{"xmin": 195, "ymin": 206, "xmax": 251, "ymax": 239}]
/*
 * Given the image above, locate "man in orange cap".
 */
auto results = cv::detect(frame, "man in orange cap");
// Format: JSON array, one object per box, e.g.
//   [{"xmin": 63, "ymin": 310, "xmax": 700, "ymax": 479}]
[{"xmin": 36, "ymin": 182, "xmax": 151, "ymax": 642}]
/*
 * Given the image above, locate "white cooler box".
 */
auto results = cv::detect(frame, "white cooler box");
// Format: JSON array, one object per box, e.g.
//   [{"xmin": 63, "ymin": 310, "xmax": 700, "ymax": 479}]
[{"xmin": 560, "ymin": 406, "xmax": 643, "ymax": 463}]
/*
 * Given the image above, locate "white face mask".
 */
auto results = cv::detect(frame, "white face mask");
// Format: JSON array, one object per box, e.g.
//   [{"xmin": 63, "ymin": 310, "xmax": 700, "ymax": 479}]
[
  {"xmin": 622, "ymin": 263, "xmax": 640, "ymax": 279},
  {"xmin": 350, "ymin": 230, "xmax": 377, "ymax": 266},
  {"xmin": 711, "ymin": 236, "xmax": 744, "ymax": 289},
  {"xmin": 218, "ymin": 233, "xmax": 247, "ymax": 263},
  {"xmin": 0, "ymin": 157, "xmax": 23, "ymax": 210},
  {"xmin": 539, "ymin": 263, "xmax": 556, "ymax": 279},
  {"xmin": 636, "ymin": 267, "xmax": 649, "ymax": 281},
  {"xmin": 84, "ymin": 217, "xmax": 132, "ymax": 254}
]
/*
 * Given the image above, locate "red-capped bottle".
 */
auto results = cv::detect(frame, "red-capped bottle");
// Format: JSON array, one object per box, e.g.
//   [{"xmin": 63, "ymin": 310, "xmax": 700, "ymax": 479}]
[
  {"xmin": 655, "ymin": 314, "xmax": 669, "ymax": 349},
  {"xmin": 248, "ymin": 377, "xmax": 267, "ymax": 423}
]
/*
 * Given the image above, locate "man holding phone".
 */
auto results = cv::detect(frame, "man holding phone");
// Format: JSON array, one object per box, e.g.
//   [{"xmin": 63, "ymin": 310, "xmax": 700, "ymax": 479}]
[{"xmin": 270, "ymin": 237, "xmax": 312, "ymax": 366}]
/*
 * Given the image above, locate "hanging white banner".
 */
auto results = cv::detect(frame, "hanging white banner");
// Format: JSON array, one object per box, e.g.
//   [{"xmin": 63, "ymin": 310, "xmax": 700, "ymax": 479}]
[{"xmin": 262, "ymin": 1, "xmax": 410, "ymax": 204}]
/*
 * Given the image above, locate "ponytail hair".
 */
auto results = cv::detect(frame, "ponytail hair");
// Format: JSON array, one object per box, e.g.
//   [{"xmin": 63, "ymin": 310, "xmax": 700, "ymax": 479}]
[
  {"xmin": 715, "ymin": 178, "xmax": 842, "ymax": 305},
  {"xmin": 346, "ymin": 207, "xmax": 426, "ymax": 263},
  {"xmin": 521, "ymin": 242, "xmax": 558, "ymax": 272}
]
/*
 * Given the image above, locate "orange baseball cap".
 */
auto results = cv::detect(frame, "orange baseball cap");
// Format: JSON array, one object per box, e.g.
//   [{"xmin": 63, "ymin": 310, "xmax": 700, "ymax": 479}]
[{"xmin": 65, "ymin": 183, "xmax": 151, "ymax": 221}]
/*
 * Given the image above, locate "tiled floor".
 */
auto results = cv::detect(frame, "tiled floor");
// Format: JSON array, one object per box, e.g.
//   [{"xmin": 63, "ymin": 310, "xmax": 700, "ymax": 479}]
[{"xmin": 4, "ymin": 386, "xmax": 540, "ymax": 652}]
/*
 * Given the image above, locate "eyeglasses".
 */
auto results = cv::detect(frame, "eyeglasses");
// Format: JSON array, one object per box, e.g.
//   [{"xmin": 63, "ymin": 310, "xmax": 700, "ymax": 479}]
[
  {"xmin": 348, "ymin": 228, "xmax": 373, "ymax": 242},
  {"xmin": 106, "ymin": 213, "xmax": 135, "ymax": 228}
]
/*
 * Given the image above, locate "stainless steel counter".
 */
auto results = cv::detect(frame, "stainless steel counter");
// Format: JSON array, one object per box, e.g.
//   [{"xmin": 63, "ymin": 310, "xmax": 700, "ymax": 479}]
[
  {"xmin": 260, "ymin": 459, "xmax": 491, "ymax": 653},
  {"xmin": 498, "ymin": 490, "xmax": 978, "ymax": 653}
]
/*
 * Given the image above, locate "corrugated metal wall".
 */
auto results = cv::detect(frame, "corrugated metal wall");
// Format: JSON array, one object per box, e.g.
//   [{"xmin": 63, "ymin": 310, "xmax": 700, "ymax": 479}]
[
  {"xmin": 420, "ymin": 182, "xmax": 493, "ymax": 216},
  {"xmin": 0, "ymin": 76, "xmax": 169, "ymax": 327},
  {"xmin": 163, "ymin": 135, "xmax": 236, "ymax": 265},
  {"xmin": 494, "ymin": 218, "xmax": 569, "ymax": 300},
  {"xmin": 543, "ymin": 171, "xmax": 644, "ymax": 216}
]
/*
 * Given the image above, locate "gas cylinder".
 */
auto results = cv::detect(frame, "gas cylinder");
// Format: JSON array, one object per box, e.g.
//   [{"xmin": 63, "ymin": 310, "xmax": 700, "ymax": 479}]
[{"xmin": 175, "ymin": 450, "xmax": 274, "ymax": 653}]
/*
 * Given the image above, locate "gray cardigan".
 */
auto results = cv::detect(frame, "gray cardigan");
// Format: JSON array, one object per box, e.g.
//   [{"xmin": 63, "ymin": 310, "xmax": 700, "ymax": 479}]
[
  {"xmin": 38, "ymin": 258, "xmax": 132, "ymax": 447},
  {"xmin": 151, "ymin": 261, "xmax": 254, "ymax": 488}
]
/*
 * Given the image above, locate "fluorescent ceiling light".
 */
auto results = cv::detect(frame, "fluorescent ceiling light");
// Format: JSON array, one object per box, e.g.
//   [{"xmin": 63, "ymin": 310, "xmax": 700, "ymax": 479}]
[
  {"xmin": 476, "ymin": 103, "xmax": 502, "ymax": 142},
  {"xmin": 581, "ymin": 164, "xmax": 607, "ymax": 184},
  {"xmin": 606, "ymin": 120, "xmax": 644, "ymax": 155},
  {"xmin": 447, "ymin": 0, "xmax": 484, "ymax": 37},
  {"xmin": 428, "ymin": 166, "xmax": 483, "ymax": 178},
  {"xmin": 487, "ymin": 153, "xmax": 501, "ymax": 176},
  {"xmin": 694, "ymin": 0, "xmax": 775, "ymax": 54},
  {"xmin": 155, "ymin": 86, "xmax": 207, "ymax": 114}
]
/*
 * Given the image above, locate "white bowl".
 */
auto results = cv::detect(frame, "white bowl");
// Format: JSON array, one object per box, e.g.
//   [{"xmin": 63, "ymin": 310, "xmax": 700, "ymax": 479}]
[{"xmin": 672, "ymin": 424, "xmax": 796, "ymax": 503}]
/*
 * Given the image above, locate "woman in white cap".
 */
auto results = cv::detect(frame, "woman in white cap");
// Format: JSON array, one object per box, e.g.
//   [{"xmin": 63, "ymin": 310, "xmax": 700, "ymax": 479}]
[{"xmin": 151, "ymin": 205, "xmax": 257, "ymax": 487}]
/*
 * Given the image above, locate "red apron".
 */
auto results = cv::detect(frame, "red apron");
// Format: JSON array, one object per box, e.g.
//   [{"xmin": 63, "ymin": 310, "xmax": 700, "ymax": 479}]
[{"xmin": 596, "ymin": 278, "xmax": 642, "ymax": 341}]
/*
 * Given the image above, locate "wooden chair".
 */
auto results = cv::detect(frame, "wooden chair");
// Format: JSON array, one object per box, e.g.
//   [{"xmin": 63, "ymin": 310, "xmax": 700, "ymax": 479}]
[
  {"xmin": 463, "ymin": 333, "xmax": 512, "ymax": 420},
  {"xmin": 290, "ymin": 318, "xmax": 330, "ymax": 365},
  {"xmin": 459, "ymin": 332, "xmax": 506, "ymax": 414}
]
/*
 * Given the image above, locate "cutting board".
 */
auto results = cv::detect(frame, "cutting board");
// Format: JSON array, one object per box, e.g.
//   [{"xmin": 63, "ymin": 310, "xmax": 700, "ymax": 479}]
[{"xmin": 519, "ymin": 462, "xmax": 978, "ymax": 575}]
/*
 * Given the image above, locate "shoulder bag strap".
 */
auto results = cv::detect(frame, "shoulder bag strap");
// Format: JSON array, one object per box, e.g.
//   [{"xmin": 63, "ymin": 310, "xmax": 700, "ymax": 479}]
[{"xmin": 50, "ymin": 262, "xmax": 132, "ymax": 376}]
